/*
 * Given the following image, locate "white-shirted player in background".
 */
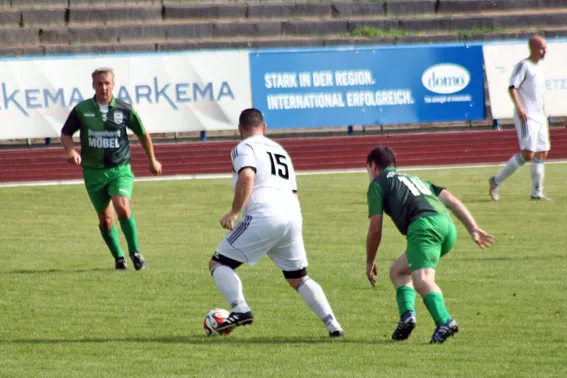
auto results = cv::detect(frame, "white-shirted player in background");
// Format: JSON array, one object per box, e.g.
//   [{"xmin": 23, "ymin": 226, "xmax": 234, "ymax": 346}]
[
  {"xmin": 208, "ymin": 108, "xmax": 344, "ymax": 337},
  {"xmin": 489, "ymin": 35, "xmax": 551, "ymax": 201}
]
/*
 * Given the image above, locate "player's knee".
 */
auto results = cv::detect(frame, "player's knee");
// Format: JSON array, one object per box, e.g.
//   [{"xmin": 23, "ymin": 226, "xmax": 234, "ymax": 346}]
[
  {"xmin": 521, "ymin": 150, "xmax": 535, "ymax": 162},
  {"xmin": 282, "ymin": 268, "xmax": 308, "ymax": 290},
  {"xmin": 412, "ymin": 273, "xmax": 435, "ymax": 295},
  {"xmin": 412, "ymin": 280, "xmax": 428, "ymax": 296},
  {"xmin": 389, "ymin": 263, "xmax": 400, "ymax": 281},
  {"xmin": 208, "ymin": 260, "xmax": 219, "ymax": 272},
  {"xmin": 98, "ymin": 215, "xmax": 113, "ymax": 230},
  {"xmin": 209, "ymin": 252, "xmax": 242, "ymax": 275},
  {"xmin": 114, "ymin": 205, "xmax": 131, "ymax": 220}
]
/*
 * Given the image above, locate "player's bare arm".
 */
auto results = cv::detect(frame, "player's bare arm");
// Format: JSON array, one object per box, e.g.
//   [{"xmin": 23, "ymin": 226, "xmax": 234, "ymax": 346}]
[
  {"xmin": 220, "ymin": 168, "xmax": 255, "ymax": 230},
  {"xmin": 508, "ymin": 87, "xmax": 527, "ymax": 123},
  {"xmin": 365, "ymin": 214, "xmax": 383, "ymax": 287},
  {"xmin": 137, "ymin": 132, "xmax": 162, "ymax": 175},
  {"xmin": 438, "ymin": 190, "xmax": 494, "ymax": 248},
  {"xmin": 61, "ymin": 133, "xmax": 81, "ymax": 166}
]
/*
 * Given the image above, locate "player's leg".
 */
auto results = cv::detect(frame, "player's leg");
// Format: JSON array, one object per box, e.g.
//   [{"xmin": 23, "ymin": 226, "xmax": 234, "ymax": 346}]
[
  {"xmin": 97, "ymin": 201, "xmax": 127, "ymax": 269},
  {"xmin": 210, "ymin": 215, "xmax": 278, "ymax": 332},
  {"xmin": 84, "ymin": 168, "xmax": 126, "ymax": 269},
  {"xmin": 489, "ymin": 117, "xmax": 531, "ymax": 200},
  {"xmin": 412, "ymin": 268, "xmax": 458, "ymax": 344},
  {"xmin": 108, "ymin": 165, "xmax": 145, "ymax": 270},
  {"xmin": 269, "ymin": 217, "xmax": 343, "ymax": 337},
  {"xmin": 284, "ymin": 272, "xmax": 343, "ymax": 337},
  {"xmin": 389, "ymin": 252, "xmax": 416, "ymax": 340},
  {"xmin": 208, "ymin": 255, "xmax": 253, "ymax": 332},
  {"xmin": 530, "ymin": 124, "xmax": 551, "ymax": 200},
  {"xmin": 407, "ymin": 216, "xmax": 458, "ymax": 344}
]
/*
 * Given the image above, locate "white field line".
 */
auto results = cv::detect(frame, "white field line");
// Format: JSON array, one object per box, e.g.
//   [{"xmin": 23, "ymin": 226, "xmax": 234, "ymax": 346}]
[{"xmin": 1, "ymin": 160, "xmax": 567, "ymax": 188}]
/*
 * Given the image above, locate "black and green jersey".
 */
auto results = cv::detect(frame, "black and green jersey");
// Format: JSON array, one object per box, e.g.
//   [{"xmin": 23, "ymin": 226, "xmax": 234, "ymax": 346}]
[
  {"xmin": 367, "ymin": 167, "xmax": 450, "ymax": 235},
  {"xmin": 61, "ymin": 96, "xmax": 146, "ymax": 169}
]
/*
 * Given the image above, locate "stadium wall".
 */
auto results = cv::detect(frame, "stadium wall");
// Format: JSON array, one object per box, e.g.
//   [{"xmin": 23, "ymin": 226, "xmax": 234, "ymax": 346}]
[{"xmin": 0, "ymin": 38, "xmax": 566, "ymax": 140}]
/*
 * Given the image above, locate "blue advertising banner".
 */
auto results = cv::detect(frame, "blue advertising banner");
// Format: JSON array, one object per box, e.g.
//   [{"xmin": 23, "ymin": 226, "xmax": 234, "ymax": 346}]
[{"xmin": 249, "ymin": 45, "xmax": 485, "ymax": 129}]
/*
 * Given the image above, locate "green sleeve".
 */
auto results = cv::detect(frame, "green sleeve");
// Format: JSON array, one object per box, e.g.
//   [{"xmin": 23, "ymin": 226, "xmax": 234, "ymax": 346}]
[
  {"xmin": 367, "ymin": 181, "xmax": 384, "ymax": 218},
  {"xmin": 428, "ymin": 182, "xmax": 445, "ymax": 196},
  {"xmin": 128, "ymin": 109, "xmax": 146, "ymax": 136},
  {"xmin": 61, "ymin": 107, "xmax": 81, "ymax": 136}
]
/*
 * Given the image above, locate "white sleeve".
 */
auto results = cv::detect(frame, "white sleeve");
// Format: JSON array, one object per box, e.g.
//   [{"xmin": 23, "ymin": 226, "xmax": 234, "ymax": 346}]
[
  {"xmin": 291, "ymin": 175, "xmax": 298, "ymax": 193},
  {"xmin": 509, "ymin": 61, "xmax": 527, "ymax": 89},
  {"xmin": 231, "ymin": 143, "xmax": 256, "ymax": 174},
  {"xmin": 289, "ymin": 158, "xmax": 298, "ymax": 193}
]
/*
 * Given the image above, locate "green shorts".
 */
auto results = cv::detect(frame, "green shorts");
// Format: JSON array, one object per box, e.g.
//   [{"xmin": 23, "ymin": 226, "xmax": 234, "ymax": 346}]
[
  {"xmin": 82, "ymin": 164, "xmax": 134, "ymax": 214},
  {"xmin": 406, "ymin": 214, "xmax": 457, "ymax": 272}
]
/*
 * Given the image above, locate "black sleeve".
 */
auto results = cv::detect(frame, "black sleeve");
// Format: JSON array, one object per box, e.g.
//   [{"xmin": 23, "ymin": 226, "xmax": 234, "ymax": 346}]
[
  {"xmin": 61, "ymin": 108, "xmax": 81, "ymax": 136},
  {"xmin": 431, "ymin": 183, "xmax": 445, "ymax": 197}
]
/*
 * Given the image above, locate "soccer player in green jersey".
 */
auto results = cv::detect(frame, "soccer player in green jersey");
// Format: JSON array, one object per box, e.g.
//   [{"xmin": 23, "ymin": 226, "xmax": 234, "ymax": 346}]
[
  {"xmin": 61, "ymin": 67, "xmax": 162, "ymax": 271},
  {"xmin": 365, "ymin": 146, "xmax": 494, "ymax": 344}
]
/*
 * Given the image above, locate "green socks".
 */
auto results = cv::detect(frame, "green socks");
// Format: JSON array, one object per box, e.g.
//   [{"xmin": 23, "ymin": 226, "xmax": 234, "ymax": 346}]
[
  {"xmin": 119, "ymin": 214, "xmax": 140, "ymax": 255},
  {"xmin": 99, "ymin": 225, "xmax": 124, "ymax": 259},
  {"xmin": 396, "ymin": 286, "xmax": 417, "ymax": 317},
  {"xmin": 98, "ymin": 215, "xmax": 139, "ymax": 260},
  {"xmin": 423, "ymin": 291, "xmax": 451, "ymax": 325}
]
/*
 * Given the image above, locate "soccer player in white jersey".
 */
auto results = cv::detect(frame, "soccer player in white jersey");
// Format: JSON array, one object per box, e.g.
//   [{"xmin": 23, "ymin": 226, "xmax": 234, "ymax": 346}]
[
  {"xmin": 208, "ymin": 108, "xmax": 344, "ymax": 337},
  {"xmin": 489, "ymin": 35, "xmax": 550, "ymax": 201}
]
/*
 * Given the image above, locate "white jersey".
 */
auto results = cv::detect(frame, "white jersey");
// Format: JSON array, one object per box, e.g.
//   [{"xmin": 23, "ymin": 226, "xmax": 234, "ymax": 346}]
[
  {"xmin": 509, "ymin": 58, "xmax": 546, "ymax": 124},
  {"xmin": 230, "ymin": 134, "xmax": 300, "ymax": 217}
]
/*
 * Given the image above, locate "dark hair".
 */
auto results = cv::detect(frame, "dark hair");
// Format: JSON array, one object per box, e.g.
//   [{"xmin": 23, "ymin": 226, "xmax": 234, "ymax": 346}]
[
  {"xmin": 239, "ymin": 108, "xmax": 264, "ymax": 130},
  {"xmin": 366, "ymin": 146, "xmax": 397, "ymax": 170}
]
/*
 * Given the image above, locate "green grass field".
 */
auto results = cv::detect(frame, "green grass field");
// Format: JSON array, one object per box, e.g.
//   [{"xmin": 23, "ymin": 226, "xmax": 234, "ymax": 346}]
[{"xmin": 1, "ymin": 164, "xmax": 566, "ymax": 377}]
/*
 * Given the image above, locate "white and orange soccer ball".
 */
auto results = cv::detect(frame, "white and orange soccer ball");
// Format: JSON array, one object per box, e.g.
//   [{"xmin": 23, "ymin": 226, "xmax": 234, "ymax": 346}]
[{"xmin": 203, "ymin": 308, "xmax": 231, "ymax": 336}]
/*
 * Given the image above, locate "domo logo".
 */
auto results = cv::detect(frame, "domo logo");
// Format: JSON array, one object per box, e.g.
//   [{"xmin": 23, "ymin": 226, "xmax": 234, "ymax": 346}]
[{"xmin": 421, "ymin": 64, "xmax": 470, "ymax": 94}]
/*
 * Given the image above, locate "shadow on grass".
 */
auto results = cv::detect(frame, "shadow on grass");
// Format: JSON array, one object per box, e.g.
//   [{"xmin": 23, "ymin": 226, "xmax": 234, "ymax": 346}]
[
  {"xmin": 459, "ymin": 254, "xmax": 564, "ymax": 261},
  {"xmin": 3, "ymin": 267, "xmax": 111, "ymax": 275},
  {"xmin": 458, "ymin": 257, "xmax": 513, "ymax": 261},
  {"xmin": 461, "ymin": 198, "xmax": 494, "ymax": 204},
  {"xmin": 1, "ymin": 336, "xmax": 394, "ymax": 345}
]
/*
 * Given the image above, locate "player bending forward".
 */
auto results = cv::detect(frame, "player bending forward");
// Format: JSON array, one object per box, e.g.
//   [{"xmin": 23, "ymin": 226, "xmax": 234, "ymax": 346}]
[
  {"xmin": 208, "ymin": 108, "xmax": 343, "ymax": 337},
  {"xmin": 365, "ymin": 147, "xmax": 494, "ymax": 344}
]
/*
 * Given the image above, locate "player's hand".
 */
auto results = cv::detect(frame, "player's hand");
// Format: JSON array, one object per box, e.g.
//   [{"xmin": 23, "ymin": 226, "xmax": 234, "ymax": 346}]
[
  {"xmin": 517, "ymin": 107, "xmax": 528, "ymax": 124},
  {"xmin": 471, "ymin": 228, "xmax": 495, "ymax": 249},
  {"xmin": 220, "ymin": 211, "xmax": 239, "ymax": 230},
  {"xmin": 366, "ymin": 261, "xmax": 378, "ymax": 287},
  {"xmin": 66, "ymin": 149, "xmax": 81, "ymax": 166},
  {"xmin": 149, "ymin": 159, "xmax": 162, "ymax": 176}
]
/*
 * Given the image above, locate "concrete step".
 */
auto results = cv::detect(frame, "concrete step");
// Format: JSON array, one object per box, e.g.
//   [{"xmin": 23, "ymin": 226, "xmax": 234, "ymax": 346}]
[{"xmin": 3, "ymin": 25, "xmax": 567, "ymax": 57}]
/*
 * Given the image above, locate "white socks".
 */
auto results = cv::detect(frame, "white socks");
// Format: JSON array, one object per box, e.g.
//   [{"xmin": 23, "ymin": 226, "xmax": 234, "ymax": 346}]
[
  {"xmin": 495, "ymin": 154, "xmax": 525, "ymax": 185},
  {"xmin": 211, "ymin": 267, "xmax": 342, "ymax": 333},
  {"xmin": 297, "ymin": 279, "xmax": 342, "ymax": 333},
  {"xmin": 531, "ymin": 158, "xmax": 545, "ymax": 196},
  {"xmin": 211, "ymin": 265, "xmax": 251, "ymax": 313},
  {"xmin": 494, "ymin": 154, "xmax": 545, "ymax": 196}
]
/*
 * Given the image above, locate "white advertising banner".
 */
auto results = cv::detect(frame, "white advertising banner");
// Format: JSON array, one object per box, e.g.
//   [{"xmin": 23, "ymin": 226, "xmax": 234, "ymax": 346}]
[
  {"xmin": 0, "ymin": 51, "xmax": 252, "ymax": 139},
  {"xmin": 484, "ymin": 41, "xmax": 567, "ymax": 119}
]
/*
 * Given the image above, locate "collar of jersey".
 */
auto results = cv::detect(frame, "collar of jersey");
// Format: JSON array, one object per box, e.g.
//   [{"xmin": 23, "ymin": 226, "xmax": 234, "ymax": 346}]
[
  {"xmin": 384, "ymin": 167, "xmax": 396, "ymax": 172},
  {"xmin": 91, "ymin": 96, "xmax": 116, "ymax": 107}
]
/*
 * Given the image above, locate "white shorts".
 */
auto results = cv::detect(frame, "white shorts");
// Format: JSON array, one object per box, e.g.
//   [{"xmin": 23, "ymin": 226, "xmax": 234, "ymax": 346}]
[
  {"xmin": 216, "ymin": 214, "xmax": 308, "ymax": 272},
  {"xmin": 514, "ymin": 116, "xmax": 550, "ymax": 152}
]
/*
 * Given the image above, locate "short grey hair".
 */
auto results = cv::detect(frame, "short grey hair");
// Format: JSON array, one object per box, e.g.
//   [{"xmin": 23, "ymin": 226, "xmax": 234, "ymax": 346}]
[{"xmin": 91, "ymin": 67, "xmax": 115, "ymax": 80}]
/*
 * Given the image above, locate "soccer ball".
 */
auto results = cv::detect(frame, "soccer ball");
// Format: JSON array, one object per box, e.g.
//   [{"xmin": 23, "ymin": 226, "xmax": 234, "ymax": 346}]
[{"xmin": 203, "ymin": 308, "xmax": 231, "ymax": 336}]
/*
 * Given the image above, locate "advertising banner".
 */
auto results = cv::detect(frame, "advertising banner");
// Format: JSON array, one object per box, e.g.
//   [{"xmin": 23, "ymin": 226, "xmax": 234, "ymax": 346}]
[
  {"xmin": 249, "ymin": 45, "xmax": 485, "ymax": 129},
  {"xmin": 484, "ymin": 41, "xmax": 567, "ymax": 119},
  {"xmin": 0, "ymin": 51, "xmax": 252, "ymax": 139}
]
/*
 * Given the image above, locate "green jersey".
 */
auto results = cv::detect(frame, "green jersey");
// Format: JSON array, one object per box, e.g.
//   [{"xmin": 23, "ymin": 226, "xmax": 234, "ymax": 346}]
[
  {"xmin": 367, "ymin": 167, "xmax": 450, "ymax": 235},
  {"xmin": 61, "ymin": 96, "xmax": 146, "ymax": 169}
]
